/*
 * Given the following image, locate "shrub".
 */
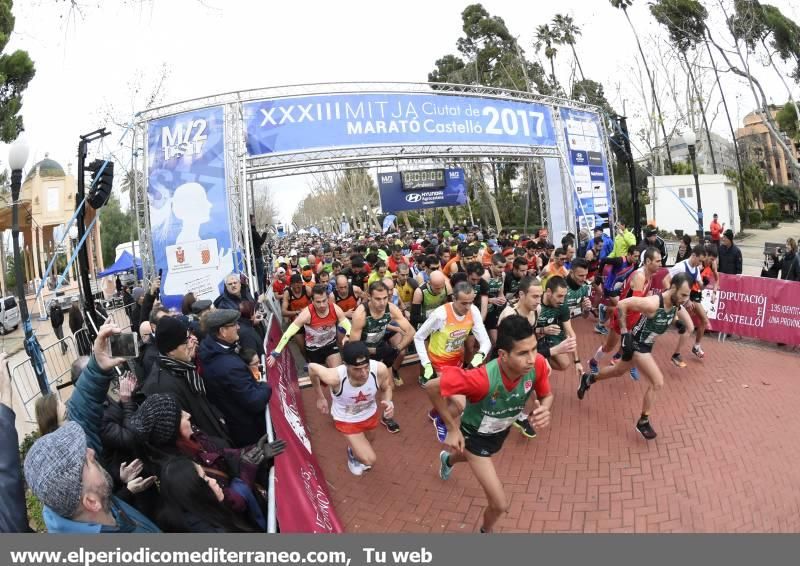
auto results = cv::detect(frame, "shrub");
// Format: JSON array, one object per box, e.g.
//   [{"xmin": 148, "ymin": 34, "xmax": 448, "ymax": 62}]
[
  {"xmin": 748, "ymin": 210, "xmax": 763, "ymax": 226},
  {"xmin": 758, "ymin": 223, "xmax": 773, "ymax": 230},
  {"xmin": 763, "ymin": 203, "xmax": 780, "ymax": 221}
]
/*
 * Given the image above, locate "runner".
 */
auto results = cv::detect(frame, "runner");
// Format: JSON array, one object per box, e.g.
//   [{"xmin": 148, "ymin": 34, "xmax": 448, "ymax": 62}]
[
  {"xmin": 663, "ymin": 244, "xmax": 708, "ymax": 367},
  {"xmin": 415, "ymin": 281, "xmax": 492, "ymax": 442},
  {"xmin": 577, "ymin": 272, "xmax": 693, "ymax": 440},
  {"xmin": 394, "ymin": 263, "xmax": 419, "ymax": 319},
  {"xmin": 410, "ymin": 270, "xmax": 452, "ymax": 329},
  {"xmin": 535, "ymin": 276, "xmax": 583, "ymax": 378},
  {"xmin": 482, "ymin": 253, "xmax": 508, "ymax": 345},
  {"xmin": 588, "ymin": 247, "xmax": 664, "ymax": 380},
  {"xmin": 350, "ymin": 281, "xmax": 415, "ymax": 432},
  {"xmin": 595, "ymin": 245, "xmax": 640, "ymax": 335},
  {"xmin": 503, "ymin": 256, "xmax": 528, "ymax": 303},
  {"xmin": 281, "ymin": 273, "xmax": 311, "ymax": 356},
  {"xmin": 268, "ymin": 284, "xmax": 352, "ymax": 370},
  {"xmin": 308, "ymin": 341, "xmax": 395, "ymax": 476},
  {"xmin": 333, "ymin": 274, "xmax": 362, "ymax": 320},
  {"xmin": 424, "ymin": 315, "xmax": 553, "ymax": 533}
]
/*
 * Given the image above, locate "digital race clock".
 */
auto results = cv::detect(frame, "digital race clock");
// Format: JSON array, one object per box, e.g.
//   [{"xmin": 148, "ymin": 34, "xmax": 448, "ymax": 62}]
[{"xmin": 400, "ymin": 169, "xmax": 447, "ymax": 191}]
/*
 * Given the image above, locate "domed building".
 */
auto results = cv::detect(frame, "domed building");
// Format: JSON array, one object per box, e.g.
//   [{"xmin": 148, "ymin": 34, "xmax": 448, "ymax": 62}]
[{"xmin": 0, "ymin": 154, "xmax": 105, "ymax": 293}]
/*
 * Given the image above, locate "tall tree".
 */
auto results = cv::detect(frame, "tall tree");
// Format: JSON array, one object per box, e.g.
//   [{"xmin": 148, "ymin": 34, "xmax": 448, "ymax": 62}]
[
  {"xmin": 533, "ymin": 24, "xmax": 560, "ymax": 93},
  {"xmin": 98, "ymin": 195, "xmax": 132, "ymax": 266},
  {"xmin": 609, "ymin": 0, "xmax": 673, "ymax": 173},
  {"xmin": 552, "ymin": 14, "xmax": 586, "ymax": 83},
  {"xmin": 0, "ymin": 0, "xmax": 35, "ymax": 141}
]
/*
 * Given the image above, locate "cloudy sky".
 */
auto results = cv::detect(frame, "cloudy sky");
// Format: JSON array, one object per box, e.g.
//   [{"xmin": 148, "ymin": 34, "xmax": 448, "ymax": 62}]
[{"xmin": 4, "ymin": 0, "xmax": 799, "ymax": 223}]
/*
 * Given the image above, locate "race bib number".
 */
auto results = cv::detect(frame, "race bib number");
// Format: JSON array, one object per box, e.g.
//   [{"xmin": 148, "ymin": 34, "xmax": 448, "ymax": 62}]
[{"xmin": 477, "ymin": 414, "xmax": 516, "ymax": 435}]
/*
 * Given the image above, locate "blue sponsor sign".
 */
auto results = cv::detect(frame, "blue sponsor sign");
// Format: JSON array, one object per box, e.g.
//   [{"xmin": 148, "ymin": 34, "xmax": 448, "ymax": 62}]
[
  {"xmin": 244, "ymin": 93, "xmax": 557, "ymax": 156},
  {"xmin": 147, "ymin": 106, "xmax": 233, "ymax": 309},
  {"xmin": 378, "ymin": 168, "xmax": 467, "ymax": 212},
  {"xmin": 560, "ymin": 108, "xmax": 614, "ymax": 232}
]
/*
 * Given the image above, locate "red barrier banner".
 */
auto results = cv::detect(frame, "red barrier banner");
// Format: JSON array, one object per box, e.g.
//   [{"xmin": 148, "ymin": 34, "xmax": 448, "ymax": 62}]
[
  {"xmin": 701, "ymin": 274, "xmax": 800, "ymax": 345},
  {"xmin": 265, "ymin": 316, "xmax": 344, "ymax": 533}
]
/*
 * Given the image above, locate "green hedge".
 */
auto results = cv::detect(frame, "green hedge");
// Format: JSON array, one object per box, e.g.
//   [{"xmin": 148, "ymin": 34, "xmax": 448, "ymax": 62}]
[
  {"xmin": 748, "ymin": 210, "xmax": 763, "ymax": 225},
  {"xmin": 763, "ymin": 203, "xmax": 780, "ymax": 221}
]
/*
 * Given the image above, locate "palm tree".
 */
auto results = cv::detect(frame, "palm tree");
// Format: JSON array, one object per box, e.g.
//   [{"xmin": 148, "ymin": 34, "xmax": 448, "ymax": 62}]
[
  {"xmin": 534, "ymin": 24, "xmax": 560, "ymax": 92},
  {"xmin": 609, "ymin": 0, "xmax": 673, "ymax": 173},
  {"xmin": 552, "ymin": 14, "xmax": 586, "ymax": 83}
]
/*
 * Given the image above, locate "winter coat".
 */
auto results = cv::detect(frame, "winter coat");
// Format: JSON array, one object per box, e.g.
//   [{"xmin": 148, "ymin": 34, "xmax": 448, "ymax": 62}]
[
  {"xmin": 198, "ymin": 335, "xmax": 270, "ymax": 447},
  {"xmin": 718, "ymin": 243, "xmax": 743, "ymax": 275},
  {"xmin": 213, "ymin": 289, "xmax": 243, "ymax": 311},
  {"xmin": 141, "ymin": 359, "xmax": 231, "ymax": 445},
  {"xmin": 42, "ymin": 497, "xmax": 160, "ymax": 533},
  {"xmin": 0, "ymin": 404, "xmax": 29, "ymax": 532},
  {"xmin": 237, "ymin": 318, "xmax": 265, "ymax": 358},
  {"xmin": 67, "ymin": 356, "xmax": 118, "ymax": 455},
  {"xmin": 49, "ymin": 303, "xmax": 64, "ymax": 330},
  {"xmin": 780, "ymin": 251, "xmax": 800, "ymax": 281}
]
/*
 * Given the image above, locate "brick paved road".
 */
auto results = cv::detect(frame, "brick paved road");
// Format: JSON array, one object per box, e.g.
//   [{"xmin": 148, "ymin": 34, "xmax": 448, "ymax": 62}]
[{"xmin": 301, "ymin": 318, "xmax": 800, "ymax": 533}]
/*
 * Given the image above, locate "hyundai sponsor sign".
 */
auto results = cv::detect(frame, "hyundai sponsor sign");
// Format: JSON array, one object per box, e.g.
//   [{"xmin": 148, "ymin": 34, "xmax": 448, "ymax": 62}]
[{"xmin": 378, "ymin": 168, "xmax": 467, "ymax": 212}]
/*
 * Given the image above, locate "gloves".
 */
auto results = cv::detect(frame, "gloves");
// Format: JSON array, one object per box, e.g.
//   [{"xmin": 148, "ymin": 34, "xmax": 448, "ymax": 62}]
[
  {"xmin": 423, "ymin": 363, "xmax": 434, "ymax": 379},
  {"xmin": 621, "ymin": 333, "xmax": 635, "ymax": 361},
  {"xmin": 468, "ymin": 353, "xmax": 485, "ymax": 368},
  {"xmin": 240, "ymin": 444, "xmax": 265, "ymax": 467},
  {"xmin": 256, "ymin": 434, "xmax": 288, "ymax": 459}
]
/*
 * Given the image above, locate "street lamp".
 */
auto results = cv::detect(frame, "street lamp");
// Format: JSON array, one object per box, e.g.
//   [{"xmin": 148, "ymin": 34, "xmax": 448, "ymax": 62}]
[
  {"xmin": 362, "ymin": 204, "xmax": 368, "ymax": 228},
  {"xmin": 683, "ymin": 130, "xmax": 704, "ymax": 241},
  {"xmin": 9, "ymin": 135, "xmax": 49, "ymax": 393}
]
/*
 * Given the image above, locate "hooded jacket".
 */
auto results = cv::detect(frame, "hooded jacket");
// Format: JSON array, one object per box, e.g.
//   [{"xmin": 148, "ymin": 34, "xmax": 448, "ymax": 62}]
[{"xmin": 198, "ymin": 334, "xmax": 270, "ymax": 447}]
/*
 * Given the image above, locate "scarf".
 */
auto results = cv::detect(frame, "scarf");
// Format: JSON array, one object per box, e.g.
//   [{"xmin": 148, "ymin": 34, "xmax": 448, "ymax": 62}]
[{"xmin": 159, "ymin": 355, "xmax": 205, "ymax": 395}]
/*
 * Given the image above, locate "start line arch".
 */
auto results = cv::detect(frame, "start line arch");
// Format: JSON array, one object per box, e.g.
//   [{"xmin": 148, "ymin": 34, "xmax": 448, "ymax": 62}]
[{"xmin": 131, "ymin": 81, "xmax": 618, "ymax": 309}]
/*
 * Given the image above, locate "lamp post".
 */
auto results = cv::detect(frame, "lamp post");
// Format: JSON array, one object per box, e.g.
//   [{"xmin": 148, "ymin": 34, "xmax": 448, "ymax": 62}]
[
  {"xmin": 362, "ymin": 205, "xmax": 368, "ymax": 229},
  {"xmin": 683, "ymin": 130, "xmax": 704, "ymax": 241},
  {"xmin": 9, "ymin": 135, "xmax": 49, "ymax": 393}
]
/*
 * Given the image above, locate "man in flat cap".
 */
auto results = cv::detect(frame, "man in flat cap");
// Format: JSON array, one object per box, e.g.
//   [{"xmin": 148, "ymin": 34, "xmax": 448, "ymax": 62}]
[{"xmin": 198, "ymin": 309, "xmax": 272, "ymax": 447}]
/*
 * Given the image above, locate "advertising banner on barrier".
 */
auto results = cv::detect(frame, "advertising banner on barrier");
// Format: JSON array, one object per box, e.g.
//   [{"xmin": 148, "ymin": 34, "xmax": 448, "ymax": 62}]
[
  {"xmin": 559, "ymin": 107, "xmax": 614, "ymax": 232},
  {"xmin": 146, "ymin": 106, "xmax": 234, "ymax": 309},
  {"xmin": 701, "ymin": 274, "xmax": 800, "ymax": 345},
  {"xmin": 244, "ymin": 93, "xmax": 557, "ymax": 156},
  {"xmin": 265, "ymin": 316, "xmax": 344, "ymax": 533},
  {"xmin": 377, "ymin": 168, "xmax": 467, "ymax": 212}
]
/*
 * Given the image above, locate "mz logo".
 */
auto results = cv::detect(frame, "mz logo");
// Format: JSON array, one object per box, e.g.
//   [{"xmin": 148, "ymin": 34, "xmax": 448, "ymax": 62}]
[{"xmin": 405, "ymin": 193, "xmax": 422, "ymax": 203}]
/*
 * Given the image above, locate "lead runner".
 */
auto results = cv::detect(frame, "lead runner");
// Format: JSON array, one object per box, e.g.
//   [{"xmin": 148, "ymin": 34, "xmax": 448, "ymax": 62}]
[{"xmin": 424, "ymin": 315, "xmax": 553, "ymax": 533}]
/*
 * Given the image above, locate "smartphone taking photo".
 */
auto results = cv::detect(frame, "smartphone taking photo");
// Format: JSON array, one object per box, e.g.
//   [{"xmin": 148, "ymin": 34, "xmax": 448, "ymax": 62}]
[{"xmin": 109, "ymin": 332, "xmax": 139, "ymax": 359}]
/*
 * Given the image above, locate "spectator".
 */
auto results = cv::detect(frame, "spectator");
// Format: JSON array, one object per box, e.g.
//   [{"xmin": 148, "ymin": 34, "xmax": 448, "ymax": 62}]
[
  {"xmin": 0, "ymin": 353, "xmax": 29, "ymax": 532},
  {"xmin": 240, "ymin": 348, "xmax": 262, "ymax": 381},
  {"xmin": 35, "ymin": 393, "xmax": 66, "ymax": 436},
  {"xmin": 674, "ymin": 234, "xmax": 693, "ymax": 264},
  {"xmin": 717, "ymin": 229, "xmax": 743, "ymax": 275},
  {"xmin": 49, "ymin": 300, "xmax": 68, "ymax": 354},
  {"xmin": 214, "ymin": 273, "xmax": 244, "ymax": 310},
  {"xmin": 641, "ymin": 226, "xmax": 667, "ymax": 265},
  {"xmin": 607, "ymin": 220, "xmax": 636, "ymax": 260},
  {"xmin": 188, "ymin": 299, "xmax": 213, "ymax": 341},
  {"xmin": 710, "ymin": 213, "xmax": 724, "ymax": 246},
  {"xmin": 237, "ymin": 301, "xmax": 266, "ymax": 358},
  {"xmin": 181, "ymin": 293, "xmax": 197, "ymax": 316},
  {"xmin": 137, "ymin": 321, "xmax": 159, "ymax": 379},
  {"xmin": 198, "ymin": 309, "xmax": 271, "ymax": 447},
  {"xmin": 129, "ymin": 287, "xmax": 145, "ymax": 336},
  {"xmin": 24, "ymin": 421, "xmax": 161, "ymax": 533},
  {"xmin": 68, "ymin": 297, "xmax": 92, "ymax": 356},
  {"xmin": 780, "ymin": 238, "xmax": 800, "ymax": 281},
  {"xmin": 251, "ymin": 214, "xmax": 268, "ymax": 293},
  {"xmin": 142, "ymin": 316, "xmax": 231, "ymax": 444}
]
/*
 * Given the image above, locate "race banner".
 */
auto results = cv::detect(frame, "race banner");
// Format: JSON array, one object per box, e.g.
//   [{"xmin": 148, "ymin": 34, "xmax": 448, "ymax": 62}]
[
  {"xmin": 265, "ymin": 316, "xmax": 344, "ymax": 533},
  {"xmin": 559, "ymin": 107, "xmax": 614, "ymax": 232},
  {"xmin": 244, "ymin": 93, "xmax": 557, "ymax": 156},
  {"xmin": 146, "ymin": 106, "xmax": 234, "ymax": 309},
  {"xmin": 701, "ymin": 274, "xmax": 800, "ymax": 345},
  {"xmin": 377, "ymin": 168, "xmax": 467, "ymax": 212}
]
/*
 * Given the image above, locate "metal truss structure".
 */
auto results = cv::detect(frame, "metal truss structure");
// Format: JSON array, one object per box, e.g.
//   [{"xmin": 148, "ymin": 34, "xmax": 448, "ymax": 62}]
[{"xmin": 132, "ymin": 82, "xmax": 616, "ymax": 283}]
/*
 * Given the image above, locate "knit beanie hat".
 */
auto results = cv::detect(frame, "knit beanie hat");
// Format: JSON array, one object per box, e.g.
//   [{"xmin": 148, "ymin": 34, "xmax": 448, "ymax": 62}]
[
  {"xmin": 132, "ymin": 287, "xmax": 145, "ymax": 301},
  {"xmin": 156, "ymin": 316, "xmax": 189, "ymax": 355},
  {"xmin": 129, "ymin": 393, "xmax": 182, "ymax": 446},
  {"xmin": 24, "ymin": 421, "xmax": 87, "ymax": 518}
]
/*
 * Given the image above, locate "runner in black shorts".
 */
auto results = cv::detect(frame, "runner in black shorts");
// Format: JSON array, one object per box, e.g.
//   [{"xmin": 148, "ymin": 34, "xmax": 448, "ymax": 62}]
[
  {"xmin": 424, "ymin": 315, "xmax": 553, "ymax": 533},
  {"xmin": 482, "ymin": 253, "xmax": 508, "ymax": 344}
]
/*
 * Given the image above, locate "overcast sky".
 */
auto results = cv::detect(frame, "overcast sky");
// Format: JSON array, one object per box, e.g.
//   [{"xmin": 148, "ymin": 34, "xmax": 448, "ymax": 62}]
[{"xmin": 4, "ymin": 0, "xmax": 799, "ymax": 223}]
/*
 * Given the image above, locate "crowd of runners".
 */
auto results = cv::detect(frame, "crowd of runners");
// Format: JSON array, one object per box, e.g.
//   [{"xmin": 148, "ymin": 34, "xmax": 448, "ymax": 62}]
[{"xmin": 265, "ymin": 219, "xmax": 721, "ymax": 533}]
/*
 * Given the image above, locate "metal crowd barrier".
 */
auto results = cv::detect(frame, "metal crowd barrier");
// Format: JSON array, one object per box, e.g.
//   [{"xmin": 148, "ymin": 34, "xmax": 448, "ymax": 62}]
[
  {"xmin": 9, "ymin": 335, "xmax": 79, "ymax": 423},
  {"xmin": 102, "ymin": 305, "xmax": 133, "ymax": 332},
  {"xmin": 262, "ymin": 310, "xmax": 277, "ymax": 534}
]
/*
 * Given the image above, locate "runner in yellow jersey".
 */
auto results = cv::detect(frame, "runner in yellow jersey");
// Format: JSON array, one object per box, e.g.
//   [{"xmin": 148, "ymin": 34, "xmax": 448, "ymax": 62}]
[{"xmin": 414, "ymin": 281, "xmax": 491, "ymax": 443}]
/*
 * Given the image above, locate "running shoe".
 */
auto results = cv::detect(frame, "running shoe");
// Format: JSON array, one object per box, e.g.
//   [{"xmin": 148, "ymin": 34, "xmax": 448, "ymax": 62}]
[
  {"xmin": 588, "ymin": 357, "xmax": 599, "ymax": 375},
  {"xmin": 392, "ymin": 371, "xmax": 404, "ymax": 387},
  {"xmin": 629, "ymin": 367, "xmax": 640, "ymax": 381},
  {"xmin": 439, "ymin": 450, "xmax": 453, "ymax": 480},
  {"xmin": 577, "ymin": 372, "xmax": 594, "ymax": 400},
  {"xmin": 594, "ymin": 323, "xmax": 609, "ymax": 336},
  {"xmin": 433, "ymin": 415, "xmax": 448, "ymax": 443},
  {"xmin": 635, "ymin": 419, "xmax": 657, "ymax": 440},
  {"xmin": 427, "ymin": 409, "xmax": 438, "ymax": 422},
  {"xmin": 381, "ymin": 415, "xmax": 401, "ymax": 434},
  {"xmin": 598, "ymin": 303, "xmax": 607, "ymax": 323},
  {"xmin": 671, "ymin": 353, "xmax": 687, "ymax": 368},
  {"xmin": 691, "ymin": 344, "xmax": 705, "ymax": 359},
  {"xmin": 512, "ymin": 418, "xmax": 537, "ymax": 438},
  {"xmin": 346, "ymin": 447, "xmax": 364, "ymax": 476}
]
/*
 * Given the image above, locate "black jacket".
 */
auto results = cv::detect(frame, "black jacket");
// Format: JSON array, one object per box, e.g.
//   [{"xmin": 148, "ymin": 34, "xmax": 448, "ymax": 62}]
[
  {"xmin": 718, "ymin": 243, "xmax": 743, "ymax": 275},
  {"xmin": 237, "ymin": 319, "xmax": 265, "ymax": 358},
  {"xmin": 198, "ymin": 335, "xmax": 270, "ymax": 447},
  {"xmin": 780, "ymin": 252, "xmax": 800, "ymax": 281},
  {"xmin": 49, "ymin": 302, "xmax": 64, "ymax": 330},
  {"xmin": 0, "ymin": 404, "xmax": 29, "ymax": 532},
  {"xmin": 213, "ymin": 289, "xmax": 242, "ymax": 311},
  {"xmin": 141, "ymin": 342, "xmax": 160, "ymax": 378},
  {"xmin": 141, "ymin": 359, "xmax": 231, "ymax": 445}
]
